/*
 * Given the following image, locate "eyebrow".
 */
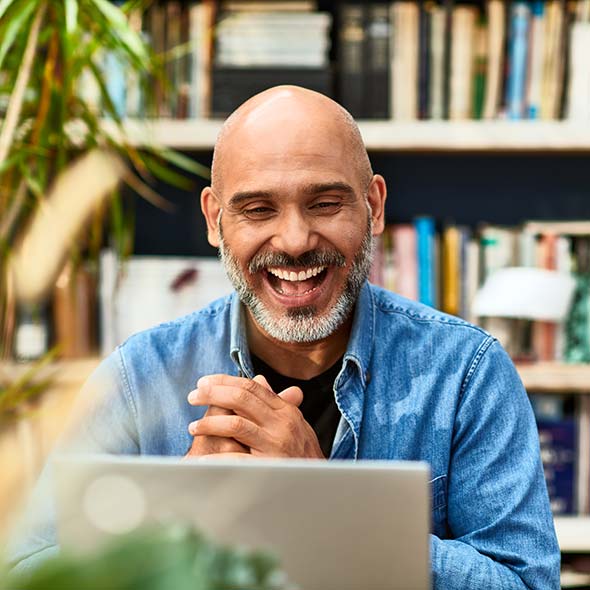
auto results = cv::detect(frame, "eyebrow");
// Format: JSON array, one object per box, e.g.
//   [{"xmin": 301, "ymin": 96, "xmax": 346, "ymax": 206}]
[{"xmin": 227, "ymin": 182, "xmax": 357, "ymax": 209}]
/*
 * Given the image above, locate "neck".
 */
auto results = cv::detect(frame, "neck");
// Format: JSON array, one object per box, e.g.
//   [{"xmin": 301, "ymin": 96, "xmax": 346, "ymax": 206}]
[{"xmin": 246, "ymin": 311, "xmax": 352, "ymax": 380}]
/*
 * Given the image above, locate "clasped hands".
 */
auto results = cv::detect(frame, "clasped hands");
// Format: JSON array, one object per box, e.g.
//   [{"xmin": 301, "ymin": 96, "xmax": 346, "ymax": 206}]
[{"xmin": 184, "ymin": 374, "xmax": 325, "ymax": 459}]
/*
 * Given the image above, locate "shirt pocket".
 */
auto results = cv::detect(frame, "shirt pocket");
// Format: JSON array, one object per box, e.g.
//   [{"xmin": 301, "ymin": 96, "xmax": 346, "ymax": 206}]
[{"xmin": 430, "ymin": 474, "xmax": 448, "ymax": 538}]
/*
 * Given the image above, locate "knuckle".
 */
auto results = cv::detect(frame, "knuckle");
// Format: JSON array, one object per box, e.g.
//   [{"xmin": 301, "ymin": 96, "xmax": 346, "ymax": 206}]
[
  {"xmin": 234, "ymin": 387, "xmax": 251, "ymax": 406},
  {"xmin": 286, "ymin": 418, "xmax": 299, "ymax": 436},
  {"xmin": 229, "ymin": 415, "xmax": 245, "ymax": 435},
  {"xmin": 244, "ymin": 379, "xmax": 259, "ymax": 394}
]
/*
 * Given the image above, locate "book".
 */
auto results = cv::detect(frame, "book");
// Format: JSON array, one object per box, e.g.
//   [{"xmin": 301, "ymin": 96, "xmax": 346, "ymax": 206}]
[
  {"xmin": 365, "ymin": 3, "xmax": 391, "ymax": 119},
  {"xmin": 531, "ymin": 393, "xmax": 577, "ymax": 515},
  {"xmin": 526, "ymin": 0, "xmax": 546, "ymax": 119},
  {"xmin": 506, "ymin": 2, "xmax": 531, "ymax": 120},
  {"xmin": 483, "ymin": 0, "xmax": 506, "ymax": 119},
  {"xmin": 566, "ymin": 22, "xmax": 590, "ymax": 121},
  {"xmin": 337, "ymin": 3, "xmax": 365, "ymax": 118},
  {"xmin": 418, "ymin": 0, "xmax": 432, "ymax": 120},
  {"xmin": 442, "ymin": 225, "xmax": 461, "ymax": 316},
  {"xmin": 540, "ymin": 0, "xmax": 565, "ymax": 119},
  {"xmin": 472, "ymin": 12, "xmax": 487, "ymax": 120},
  {"xmin": 392, "ymin": 224, "xmax": 419, "ymax": 301},
  {"xmin": 428, "ymin": 4, "xmax": 446, "ymax": 119},
  {"xmin": 449, "ymin": 5, "xmax": 477, "ymax": 120},
  {"xmin": 391, "ymin": 1, "xmax": 420, "ymax": 120},
  {"xmin": 533, "ymin": 233, "xmax": 558, "ymax": 361},
  {"xmin": 415, "ymin": 216, "xmax": 436, "ymax": 308}
]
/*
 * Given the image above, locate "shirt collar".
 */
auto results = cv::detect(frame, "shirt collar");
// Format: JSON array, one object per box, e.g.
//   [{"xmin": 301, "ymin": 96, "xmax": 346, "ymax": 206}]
[{"xmin": 229, "ymin": 282, "xmax": 375, "ymax": 383}]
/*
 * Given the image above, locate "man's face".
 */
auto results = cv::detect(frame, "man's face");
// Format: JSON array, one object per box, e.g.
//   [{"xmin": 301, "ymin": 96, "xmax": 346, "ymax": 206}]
[{"xmin": 203, "ymin": 105, "xmax": 384, "ymax": 344}]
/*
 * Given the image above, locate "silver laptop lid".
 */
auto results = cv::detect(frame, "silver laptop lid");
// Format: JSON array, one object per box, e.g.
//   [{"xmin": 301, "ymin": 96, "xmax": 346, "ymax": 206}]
[{"xmin": 54, "ymin": 455, "xmax": 430, "ymax": 590}]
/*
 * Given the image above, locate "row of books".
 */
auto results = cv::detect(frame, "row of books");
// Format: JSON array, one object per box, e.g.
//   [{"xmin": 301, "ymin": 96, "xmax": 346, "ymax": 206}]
[
  {"xmin": 339, "ymin": 0, "xmax": 590, "ymax": 120},
  {"xmin": 97, "ymin": 0, "xmax": 590, "ymax": 122},
  {"xmin": 369, "ymin": 219, "xmax": 590, "ymax": 363},
  {"xmin": 99, "ymin": 0, "xmax": 332, "ymax": 120}
]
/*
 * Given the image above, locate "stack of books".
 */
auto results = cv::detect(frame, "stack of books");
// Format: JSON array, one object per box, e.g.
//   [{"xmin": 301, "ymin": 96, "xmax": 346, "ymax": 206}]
[{"xmin": 211, "ymin": 1, "xmax": 333, "ymax": 115}]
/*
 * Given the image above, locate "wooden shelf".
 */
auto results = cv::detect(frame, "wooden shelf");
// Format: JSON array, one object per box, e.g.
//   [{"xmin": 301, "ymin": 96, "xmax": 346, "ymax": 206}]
[
  {"xmin": 111, "ymin": 119, "xmax": 590, "ymax": 152},
  {"xmin": 555, "ymin": 517, "xmax": 590, "ymax": 553},
  {"xmin": 516, "ymin": 363, "xmax": 590, "ymax": 394}
]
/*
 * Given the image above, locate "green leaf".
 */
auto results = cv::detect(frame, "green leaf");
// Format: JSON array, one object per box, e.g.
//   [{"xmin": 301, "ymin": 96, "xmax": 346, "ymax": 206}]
[
  {"xmin": 64, "ymin": 0, "xmax": 78, "ymax": 36},
  {"xmin": 18, "ymin": 161, "xmax": 44, "ymax": 201},
  {"xmin": 139, "ymin": 153, "xmax": 194, "ymax": 191},
  {"xmin": 88, "ymin": 0, "xmax": 149, "ymax": 68},
  {"xmin": 155, "ymin": 149, "xmax": 211, "ymax": 180},
  {"xmin": 0, "ymin": 0, "xmax": 18, "ymax": 21},
  {"xmin": 0, "ymin": 0, "xmax": 39, "ymax": 74}
]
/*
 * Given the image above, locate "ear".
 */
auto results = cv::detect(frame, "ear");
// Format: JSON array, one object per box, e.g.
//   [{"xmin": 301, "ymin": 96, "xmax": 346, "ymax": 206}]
[
  {"xmin": 200, "ymin": 187, "xmax": 222, "ymax": 248},
  {"xmin": 366, "ymin": 174, "xmax": 387, "ymax": 236}
]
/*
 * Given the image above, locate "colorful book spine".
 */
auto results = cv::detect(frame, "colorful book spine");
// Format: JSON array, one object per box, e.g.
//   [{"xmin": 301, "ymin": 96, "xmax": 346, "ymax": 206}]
[
  {"xmin": 415, "ymin": 216, "xmax": 436, "ymax": 308},
  {"xmin": 507, "ymin": 2, "xmax": 531, "ymax": 120}
]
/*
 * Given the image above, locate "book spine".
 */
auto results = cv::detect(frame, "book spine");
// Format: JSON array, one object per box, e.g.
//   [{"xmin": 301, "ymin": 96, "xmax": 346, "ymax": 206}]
[
  {"xmin": 483, "ymin": 0, "xmax": 506, "ymax": 119},
  {"xmin": 393, "ymin": 224, "xmax": 419, "ymax": 300},
  {"xmin": 442, "ymin": 0, "xmax": 455, "ymax": 119},
  {"xmin": 366, "ymin": 3, "xmax": 391, "ymax": 119},
  {"xmin": 442, "ymin": 225, "xmax": 460, "ymax": 316},
  {"xmin": 472, "ymin": 12, "xmax": 488, "ymax": 120},
  {"xmin": 566, "ymin": 22, "xmax": 590, "ymax": 121},
  {"xmin": 506, "ymin": 2, "xmax": 530, "ymax": 120},
  {"xmin": 415, "ymin": 216, "xmax": 436, "ymax": 307},
  {"xmin": 429, "ymin": 5, "xmax": 446, "ymax": 119},
  {"xmin": 337, "ymin": 3, "xmax": 366, "ymax": 118},
  {"xmin": 418, "ymin": 0, "xmax": 432, "ymax": 119},
  {"xmin": 526, "ymin": 0, "xmax": 546, "ymax": 119}
]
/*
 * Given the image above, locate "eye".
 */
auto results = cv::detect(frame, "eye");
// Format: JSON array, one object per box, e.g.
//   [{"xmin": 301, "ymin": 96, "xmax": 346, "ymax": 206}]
[
  {"xmin": 311, "ymin": 201, "xmax": 341, "ymax": 212},
  {"xmin": 243, "ymin": 206, "xmax": 275, "ymax": 219}
]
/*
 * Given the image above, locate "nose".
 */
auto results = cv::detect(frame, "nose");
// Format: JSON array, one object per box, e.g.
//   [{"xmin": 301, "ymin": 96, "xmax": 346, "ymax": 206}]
[{"xmin": 270, "ymin": 209, "xmax": 319, "ymax": 258}]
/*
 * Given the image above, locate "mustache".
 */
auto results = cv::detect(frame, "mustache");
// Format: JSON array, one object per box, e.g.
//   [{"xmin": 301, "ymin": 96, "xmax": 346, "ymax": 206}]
[{"xmin": 248, "ymin": 249, "xmax": 346, "ymax": 274}]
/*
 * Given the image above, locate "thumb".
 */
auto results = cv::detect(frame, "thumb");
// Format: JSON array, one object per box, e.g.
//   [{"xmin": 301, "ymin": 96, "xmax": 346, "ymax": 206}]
[
  {"xmin": 253, "ymin": 374, "xmax": 273, "ymax": 391},
  {"xmin": 278, "ymin": 386, "xmax": 304, "ymax": 407}
]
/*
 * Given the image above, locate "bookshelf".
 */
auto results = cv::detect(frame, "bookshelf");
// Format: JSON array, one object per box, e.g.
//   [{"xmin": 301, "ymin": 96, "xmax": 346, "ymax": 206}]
[
  {"xmin": 516, "ymin": 363, "xmax": 590, "ymax": 393},
  {"xmin": 116, "ymin": 119, "xmax": 590, "ymax": 152}
]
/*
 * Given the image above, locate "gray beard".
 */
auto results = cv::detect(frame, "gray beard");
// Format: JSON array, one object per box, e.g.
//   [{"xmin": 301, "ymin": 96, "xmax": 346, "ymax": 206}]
[{"xmin": 218, "ymin": 218, "xmax": 374, "ymax": 343}]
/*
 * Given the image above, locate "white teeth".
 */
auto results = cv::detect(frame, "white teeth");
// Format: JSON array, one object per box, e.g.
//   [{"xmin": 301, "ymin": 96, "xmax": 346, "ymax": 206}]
[{"xmin": 267, "ymin": 266, "xmax": 326, "ymax": 282}]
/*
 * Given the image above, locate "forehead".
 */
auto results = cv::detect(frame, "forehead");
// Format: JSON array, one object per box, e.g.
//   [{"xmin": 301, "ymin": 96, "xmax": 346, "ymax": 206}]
[{"xmin": 216, "ymin": 109, "xmax": 362, "ymax": 199}]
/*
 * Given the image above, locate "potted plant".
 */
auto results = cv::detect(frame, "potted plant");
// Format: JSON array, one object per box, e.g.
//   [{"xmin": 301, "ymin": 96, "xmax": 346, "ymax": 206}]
[{"xmin": 0, "ymin": 0, "xmax": 208, "ymax": 537}]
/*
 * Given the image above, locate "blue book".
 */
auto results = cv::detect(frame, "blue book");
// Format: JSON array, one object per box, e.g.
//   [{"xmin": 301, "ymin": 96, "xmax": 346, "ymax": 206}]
[
  {"xmin": 506, "ymin": 2, "xmax": 531, "ymax": 120},
  {"xmin": 414, "ymin": 216, "xmax": 436, "ymax": 308},
  {"xmin": 531, "ymin": 394, "xmax": 577, "ymax": 515}
]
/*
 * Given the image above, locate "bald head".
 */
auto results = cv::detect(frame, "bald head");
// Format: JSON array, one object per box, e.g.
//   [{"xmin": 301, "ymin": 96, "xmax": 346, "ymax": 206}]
[{"xmin": 211, "ymin": 86, "xmax": 373, "ymax": 194}]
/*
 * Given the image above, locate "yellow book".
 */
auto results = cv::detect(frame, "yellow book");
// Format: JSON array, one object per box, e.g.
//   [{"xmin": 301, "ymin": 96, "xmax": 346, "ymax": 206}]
[{"xmin": 442, "ymin": 226, "xmax": 461, "ymax": 316}]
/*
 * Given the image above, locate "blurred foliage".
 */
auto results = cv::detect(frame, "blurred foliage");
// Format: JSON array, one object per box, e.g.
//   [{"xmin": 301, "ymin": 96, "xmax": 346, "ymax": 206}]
[
  {"xmin": 7, "ymin": 524, "xmax": 291, "ymax": 590},
  {"xmin": 0, "ymin": 349, "xmax": 56, "ymax": 427},
  {"xmin": 0, "ymin": 0, "xmax": 208, "ymax": 361}
]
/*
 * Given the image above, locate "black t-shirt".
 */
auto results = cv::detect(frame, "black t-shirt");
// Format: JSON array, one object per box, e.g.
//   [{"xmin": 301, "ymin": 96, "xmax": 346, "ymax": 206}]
[{"xmin": 250, "ymin": 355, "xmax": 342, "ymax": 458}]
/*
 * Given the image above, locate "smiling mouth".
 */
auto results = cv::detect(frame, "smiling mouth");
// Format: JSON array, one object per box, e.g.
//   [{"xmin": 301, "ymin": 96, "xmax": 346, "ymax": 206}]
[{"xmin": 264, "ymin": 265, "xmax": 329, "ymax": 296}]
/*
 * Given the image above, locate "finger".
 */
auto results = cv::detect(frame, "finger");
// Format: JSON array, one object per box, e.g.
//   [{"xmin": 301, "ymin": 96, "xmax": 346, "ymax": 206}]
[
  {"xmin": 195, "ymin": 375, "xmax": 283, "ymax": 410},
  {"xmin": 189, "ymin": 415, "xmax": 267, "ymax": 450},
  {"xmin": 185, "ymin": 434, "xmax": 248, "ymax": 456},
  {"xmin": 188, "ymin": 385, "xmax": 273, "ymax": 423},
  {"xmin": 195, "ymin": 375, "xmax": 284, "ymax": 410},
  {"xmin": 199, "ymin": 452, "xmax": 258, "ymax": 461},
  {"xmin": 278, "ymin": 386, "xmax": 304, "ymax": 407},
  {"xmin": 253, "ymin": 374, "xmax": 273, "ymax": 391}
]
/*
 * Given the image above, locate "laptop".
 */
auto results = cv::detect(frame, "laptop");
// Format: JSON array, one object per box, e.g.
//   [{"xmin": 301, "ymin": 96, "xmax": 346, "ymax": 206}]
[{"xmin": 54, "ymin": 455, "xmax": 430, "ymax": 590}]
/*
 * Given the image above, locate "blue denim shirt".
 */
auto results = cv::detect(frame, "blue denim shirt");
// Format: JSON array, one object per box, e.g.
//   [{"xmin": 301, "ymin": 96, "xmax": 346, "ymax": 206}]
[{"xmin": 8, "ymin": 283, "xmax": 560, "ymax": 588}]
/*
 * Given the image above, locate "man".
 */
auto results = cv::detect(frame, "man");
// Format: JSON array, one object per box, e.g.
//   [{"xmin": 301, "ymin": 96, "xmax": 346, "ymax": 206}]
[{"xmin": 9, "ymin": 86, "xmax": 559, "ymax": 588}]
